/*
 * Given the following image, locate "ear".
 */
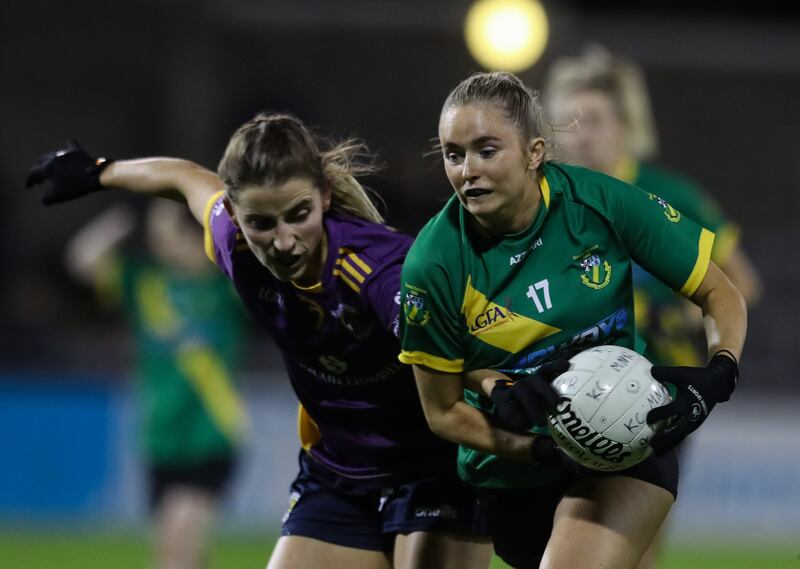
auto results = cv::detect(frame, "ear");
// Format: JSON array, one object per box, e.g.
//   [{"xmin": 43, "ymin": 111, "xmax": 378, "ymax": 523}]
[
  {"xmin": 223, "ymin": 196, "xmax": 239, "ymax": 227},
  {"xmin": 526, "ymin": 137, "xmax": 546, "ymax": 172},
  {"xmin": 321, "ymin": 184, "xmax": 333, "ymax": 213}
]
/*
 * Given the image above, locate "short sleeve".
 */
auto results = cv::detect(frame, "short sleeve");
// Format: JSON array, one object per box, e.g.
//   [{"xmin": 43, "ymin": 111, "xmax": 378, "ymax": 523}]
[
  {"xmin": 361, "ymin": 258, "xmax": 404, "ymax": 337},
  {"xmin": 397, "ymin": 245, "xmax": 466, "ymax": 373},
  {"xmin": 607, "ymin": 182, "xmax": 715, "ymax": 298},
  {"xmin": 202, "ymin": 191, "xmax": 238, "ymax": 278}
]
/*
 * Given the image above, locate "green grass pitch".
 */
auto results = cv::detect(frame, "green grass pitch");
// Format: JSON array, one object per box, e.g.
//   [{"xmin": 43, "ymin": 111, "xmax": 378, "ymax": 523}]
[{"xmin": 1, "ymin": 531, "xmax": 796, "ymax": 568}]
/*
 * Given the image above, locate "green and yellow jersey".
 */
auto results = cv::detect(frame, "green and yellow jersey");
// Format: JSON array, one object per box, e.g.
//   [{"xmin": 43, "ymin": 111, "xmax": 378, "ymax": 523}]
[
  {"xmin": 100, "ymin": 256, "xmax": 248, "ymax": 467},
  {"xmin": 616, "ymin": 157, "xmax": 738, "ymax": 366},
  {"xmin": 398, "ymin": 162, "xmax": 712, "ymax": 489}
]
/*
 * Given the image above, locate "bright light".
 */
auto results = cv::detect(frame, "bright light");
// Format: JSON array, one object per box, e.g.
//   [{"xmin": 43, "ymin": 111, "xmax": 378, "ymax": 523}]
[{"xmin": 465, "ymin": 0, "xmax": 549, "ymax": 72}]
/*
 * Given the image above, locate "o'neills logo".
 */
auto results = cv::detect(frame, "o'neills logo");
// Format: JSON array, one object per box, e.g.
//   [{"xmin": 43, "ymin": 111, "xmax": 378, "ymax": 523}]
[{"xmin": 553, "ymin": 399, "xmax": 632, "ymax": 464}]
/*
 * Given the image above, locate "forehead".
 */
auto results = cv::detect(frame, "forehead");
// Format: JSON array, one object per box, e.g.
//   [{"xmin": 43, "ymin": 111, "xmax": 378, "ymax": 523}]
[
  {"xmin": 439, "ymin": 102, "xmax": 519, "ymax": 144},
  {"xmin": 561, "ymin": 89, "xmax": 618, "ymax": 115},
  {"xmin": 234, "ymin": 177, "xmax": 321, "ymax": 214}
]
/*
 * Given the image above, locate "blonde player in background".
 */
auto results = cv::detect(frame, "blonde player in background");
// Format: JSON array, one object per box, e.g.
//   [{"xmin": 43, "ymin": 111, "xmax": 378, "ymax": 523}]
[{"xmin": 543, "ymin": 47, "xmax": 762, "ymax": 568}]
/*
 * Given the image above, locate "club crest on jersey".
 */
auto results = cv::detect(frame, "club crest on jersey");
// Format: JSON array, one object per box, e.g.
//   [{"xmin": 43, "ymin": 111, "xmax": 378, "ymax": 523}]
[
  {"xmin": 578, "ymin": 253, "xmax": 612, "ymax": 290},
  {"xmin": 648, "ymin": 193, "xmax": 681, "ymax": 223},
  {"xmin": 403, "ymin": 284, "xmax": 430, "ymax": 327}
]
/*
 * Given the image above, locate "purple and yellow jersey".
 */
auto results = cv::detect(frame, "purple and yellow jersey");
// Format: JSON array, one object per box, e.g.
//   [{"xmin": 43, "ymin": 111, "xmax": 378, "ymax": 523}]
[{"xmin": 203, "ymin": 192, "xmax": 454, "ymax": 485}]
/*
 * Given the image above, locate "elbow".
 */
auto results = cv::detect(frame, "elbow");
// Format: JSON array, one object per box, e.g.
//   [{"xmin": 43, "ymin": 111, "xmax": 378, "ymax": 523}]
[{"xmin": 422, "ymin": 406, "xmax": 460, "ymax": 444}]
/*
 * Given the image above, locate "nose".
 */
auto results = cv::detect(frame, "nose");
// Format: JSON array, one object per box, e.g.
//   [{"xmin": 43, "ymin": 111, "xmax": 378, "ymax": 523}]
[
  {"xmin": 462, "ymin": 153, "xmax": 480, "ymax": 183},
  {"xmin": 273, "ymin": 221, "xmax": 296, "ymax": 253}
]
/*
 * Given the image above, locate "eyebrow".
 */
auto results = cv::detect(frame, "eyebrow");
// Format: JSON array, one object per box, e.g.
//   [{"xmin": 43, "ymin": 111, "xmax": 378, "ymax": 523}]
[{"xmin": 442, "ymin": 135, "xmax": 501, "ymax": 149}]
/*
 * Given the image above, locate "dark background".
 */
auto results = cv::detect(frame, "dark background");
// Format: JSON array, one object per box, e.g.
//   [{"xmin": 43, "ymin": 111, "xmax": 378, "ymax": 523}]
[{"xmin": 1, "ymin": 0, "xmax": 798, "ymax": 389}]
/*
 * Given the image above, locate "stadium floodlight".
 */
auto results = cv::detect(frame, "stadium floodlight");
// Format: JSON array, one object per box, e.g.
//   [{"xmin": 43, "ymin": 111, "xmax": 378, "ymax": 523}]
[{"xmin": 464, "ymin": 0, "xmax": 549, "ymax": 72}]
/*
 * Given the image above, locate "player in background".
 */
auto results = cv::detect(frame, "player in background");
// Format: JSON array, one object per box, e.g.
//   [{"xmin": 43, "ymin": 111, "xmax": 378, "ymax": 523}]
[
  {"xmin": 399, "ymin": 71, "xmax": 747, "ymax": 569},
  {"xmin": 544, "ymin": 48, "xmax": 761, "ymax": 368},
  {"xmin": 543, "ymin": 50, "xmax": 763, "ymax": 567},
  {"xmin": 27, "ymin": 114, "xmax": 492, "ymax": 569},
  {"xmin": 65, "ymin": 200, "xmax": 247, "ymax": 569}
]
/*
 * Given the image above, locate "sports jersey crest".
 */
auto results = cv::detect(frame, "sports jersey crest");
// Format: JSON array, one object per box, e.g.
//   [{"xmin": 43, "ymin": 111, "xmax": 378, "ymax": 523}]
[
  {"xmin": 577, "ymin": 252, "xmax": 612, "ymax": 290},
  {"xmin": 403, "ymin": 284, "xmax": 430, "ymax": 327},
  {"xmin": 648, "ymin": 193, "xmax": 681, "ymax": 223}
]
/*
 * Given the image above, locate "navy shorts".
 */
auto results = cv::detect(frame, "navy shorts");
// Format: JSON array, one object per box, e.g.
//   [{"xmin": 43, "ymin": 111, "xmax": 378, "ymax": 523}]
[
  {"xmin": 148, "ymin": 455, "xmax": 236, "ymax": 511},
  {"xmin": 478, "ymin": 450, "xmax": 678, "ymax": 569},
  {"xmin": 281, "ymin": 451, "xmax": 487, "ymax": 551}
]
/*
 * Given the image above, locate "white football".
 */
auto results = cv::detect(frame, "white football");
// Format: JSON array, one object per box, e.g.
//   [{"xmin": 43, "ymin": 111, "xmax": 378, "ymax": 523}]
[{"xmin": 547, "ymin": 345, "xmax": 670, "ymax": 472}]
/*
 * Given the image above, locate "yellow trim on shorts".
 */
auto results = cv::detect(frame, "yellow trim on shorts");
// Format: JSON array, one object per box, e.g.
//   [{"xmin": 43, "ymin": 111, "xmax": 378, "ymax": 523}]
[
  {"xmin": 398, "ymin": 351, "xmax": 464, "ymax": 373},
  {"xmin": 680, "ymin": 228, "xmax": 715, "ymax": 297},
  {"xmin": 203, "ymin": 190, "xmax": 226, "ymax": 264}
]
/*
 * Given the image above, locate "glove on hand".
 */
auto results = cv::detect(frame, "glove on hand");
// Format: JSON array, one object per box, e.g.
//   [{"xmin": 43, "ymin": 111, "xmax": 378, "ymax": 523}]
[
  {"xmin": 26, "ymin": 139, "xmax": 111, "ymax": 205},
  {"xmin": 647, "ymin": 352, "xmax": 738, "ymax": 455},
  {"xmin": 490, "ymin": 360, "xmax": 570, "ymax": 430}
]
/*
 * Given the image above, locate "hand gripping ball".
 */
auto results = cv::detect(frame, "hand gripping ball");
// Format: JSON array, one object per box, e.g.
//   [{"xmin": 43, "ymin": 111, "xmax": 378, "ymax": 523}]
[{"xmin": 547, "ymin": 345, "xmax": 671, "ymax": 471}]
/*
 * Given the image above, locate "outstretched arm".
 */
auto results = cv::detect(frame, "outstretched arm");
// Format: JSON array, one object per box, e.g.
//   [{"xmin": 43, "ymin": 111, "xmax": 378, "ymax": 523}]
[
  {"xmin": 27, "ymin": 140, "xmax": 223, "ymax": 225},
  {"xmin": 100, "ymin": 158, "xmax": 223, "ymax": 224}
]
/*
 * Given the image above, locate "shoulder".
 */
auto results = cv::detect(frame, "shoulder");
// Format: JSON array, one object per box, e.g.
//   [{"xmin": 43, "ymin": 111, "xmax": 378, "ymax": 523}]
[
  {"xmin": 203, "ymin": 191, "xmax": 244, "ymax": 274},
  {"xmin": 404, "ymin": 195, "xmax": 463, "ymax": 271},
  {"xmin": 545, "ymin": 162, "xmax": 638, "ymax": 214},
  {"xmin": 327, "ymin": 212, "xmax": 413, "ymax": 276}
]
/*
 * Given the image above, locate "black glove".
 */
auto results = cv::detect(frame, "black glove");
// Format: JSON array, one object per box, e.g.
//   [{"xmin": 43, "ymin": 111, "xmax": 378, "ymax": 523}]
[
  {"xmin": 530, "ymin": 435, "xmax": 589, "ymax": 475},
  {"xmin": 26, "ymin": 139, "xmax": 112, "ymax": 205},
  {"xmin": 647, "ymin": 352, "xmax": 738, "ymax": 455},
  {"xmin": 490, "ymin": 360, "xmax": 570, "ymax": 430}
]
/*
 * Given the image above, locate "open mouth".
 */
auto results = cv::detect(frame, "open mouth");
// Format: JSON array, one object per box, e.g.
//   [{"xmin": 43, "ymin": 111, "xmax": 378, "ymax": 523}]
[
  {"xmin": 273, "ymin": 254, "xmax": 303, "ymax": 271},
  {"xmin": 463, "ymin": 188, "xmax": 491, "ymax": 199}
]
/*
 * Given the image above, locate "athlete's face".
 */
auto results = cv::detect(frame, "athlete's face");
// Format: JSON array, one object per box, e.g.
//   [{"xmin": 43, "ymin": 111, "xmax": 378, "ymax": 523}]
[
  {"xmin": 556, "ymin": 89, "xmax": 626, "ymax": 174},
  {"xmin": 227, "ymin": 177, "xmax": 331, "ymax": 285},
  {"xmin": 439, "ymin": 102, "xmax": 545, "ymax": 234}
]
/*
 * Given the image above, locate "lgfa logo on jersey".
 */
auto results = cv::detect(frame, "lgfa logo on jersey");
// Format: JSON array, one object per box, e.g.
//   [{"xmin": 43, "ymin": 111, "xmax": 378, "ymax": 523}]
[
  {"xmin": 403, "ymin": 284, "xmax": 430, "ymax": 326},
  {"xmin": 576, "ymin": 247, "xmax": 612, "ymax": 290},
  {"xmin": 648, "ymin": 193, "xmax": 681, "ymax": 223}
]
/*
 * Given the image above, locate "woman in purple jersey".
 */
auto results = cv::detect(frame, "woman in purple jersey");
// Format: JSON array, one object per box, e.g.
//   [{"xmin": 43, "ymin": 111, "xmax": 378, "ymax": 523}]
[{"xmin": 27, "ymin": 112, "xmax": 491, "ymax": 569}]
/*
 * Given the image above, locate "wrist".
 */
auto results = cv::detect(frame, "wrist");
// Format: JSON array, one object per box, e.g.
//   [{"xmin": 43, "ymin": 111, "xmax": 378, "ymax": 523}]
[
  {"xmin": 530, "ymin": 435, "xmax": 558, "ymax": 465},
  {"xmin": 709, "ymin": 352, "xmax": 739, "ymax": 399}
]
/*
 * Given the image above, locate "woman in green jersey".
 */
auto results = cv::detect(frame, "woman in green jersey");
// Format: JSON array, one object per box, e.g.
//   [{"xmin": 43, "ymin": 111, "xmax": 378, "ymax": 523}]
[
  {"xmin": 543, "ymin": 48, "xmax": 761, "ymax": 368},
  {"xmin": 398, "ymin": 71, "xmax": 747, "ymax": 569}
]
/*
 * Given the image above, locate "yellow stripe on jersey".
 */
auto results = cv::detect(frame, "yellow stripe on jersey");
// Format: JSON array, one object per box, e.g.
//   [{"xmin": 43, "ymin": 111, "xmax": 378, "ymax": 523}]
[
  {"xmin": 297, "ymin": 404, "xmax": 321, "ymax": 451},
  {"xmin": 177, "ymin": 343, "xmax": 248, "ymax": 444},
  {"xmin": 336, "ymin": 258, "xmax": 365, "ymax": 283},
  {"xmin": 540, "ymin": 174, "xmax": 551, "ymax": 209},
  {"xmin": 680, "ymin": 228, "xmax": 715, "ymax": 297},
  {"xmin": 398, "ymin": 350, "xmax": 465, "ymax": 373},
  {"xmin": 461, "ymin": 276, "xmax": 561, "ymax": 353},
  {"xmin": 203, "ymin": 190, "xmax": 226, "ymax": 264},
  {"xmin": 341, "ymin": 249, "xmax": 373, "ymax": 275},
  {"xmin": 711, "ymin": 223, "xmax": 740, "ymax": 266},
  {"xmin": 333, "ymin": 268, "xmax": 360, "ymax": 293}
]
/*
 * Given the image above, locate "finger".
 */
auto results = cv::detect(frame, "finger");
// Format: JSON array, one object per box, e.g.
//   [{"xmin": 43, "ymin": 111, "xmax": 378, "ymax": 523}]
[
  {"xmin": 650, "ymin": 365, "xmax": 690, "ymax": 388},
  {"xmin": 647, "ymin": 399, "xmax": 682, "ymax": 424},
  {"xmin": 649, "ymin": 415, "xmax": 689, "ymax": 455},
  {"xmin": 531, "ymin": 380, "xmax": 560, "ymax": 409},
  {"xmin": 538, "ymin": 360, "xmax": 571, "ymax": 381},
  {"xmin": 25, "ymin": 167, "xmax": 46, "ymax": 188}
]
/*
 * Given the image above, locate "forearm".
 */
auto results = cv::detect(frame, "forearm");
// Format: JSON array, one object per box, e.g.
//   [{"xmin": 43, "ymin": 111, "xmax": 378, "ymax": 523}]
[
  {"xmin": 430, "ymin": 398, "xmax": 536, "ymax": 461},
  {"xmin": 100, "ymin": 158, "xmax": 223, "ymax": 223},
  {"xmin": 693, "ymin": 265, "xmax": 747, "ymax": 361},
  {"xmin": 462, "ymin": 368, "xmax": 511, "ymax": 396},
  {"xmin": 413, "ymin": 365, "xmax": 535, "ymax": 461}
]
